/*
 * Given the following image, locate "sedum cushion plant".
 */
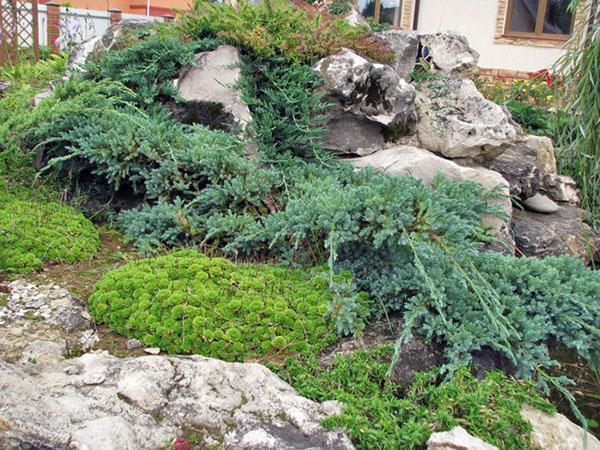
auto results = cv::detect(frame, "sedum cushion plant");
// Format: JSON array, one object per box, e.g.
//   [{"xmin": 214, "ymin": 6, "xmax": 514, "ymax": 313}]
[
  {"xmin": 89, "ymin": 249, "xmax": 335, "ymax": 361},
  {"xmin": 0, "ymin": 190, "xmax": 99, "ymax": 274}
]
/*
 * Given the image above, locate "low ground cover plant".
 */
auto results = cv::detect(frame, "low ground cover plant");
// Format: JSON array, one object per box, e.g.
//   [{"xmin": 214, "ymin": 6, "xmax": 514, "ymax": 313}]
[
  {"xmin": 278, "ymin": 347, "xmax": 554, "ymax": 450},
  {"xmin": 0, "ymin": 187, "xmax": 99, "ymax": 274},
  {"xmin": 89, "ymin": 249, "xmax": 336, "ymax": 360}
]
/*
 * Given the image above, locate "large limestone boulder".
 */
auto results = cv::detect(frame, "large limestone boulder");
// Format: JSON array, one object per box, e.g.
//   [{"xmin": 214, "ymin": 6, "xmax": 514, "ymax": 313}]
[
  {"xmin": 174, "ymin": 45, "xmax": 252, "ymax": 130},
  {"xmin": 0, "ymin": 349, "xmax": 354, "ymax": 450},
  {"xmin": 513, "ymin": 205, "xmax": 600, "ymax": 262},
  {"xmin": 314, "ymin": 48, "xmax": 416, "ymax": 127},
  {"xmin": 521, "ymin": 405, "xmax": 600, "ymax": 450},
  {"xmin": 374, "ymin": 30, "xmax": 419, "ymax": 80},
  {"xmin": 416, "ymin": 76, "xmax": 524, "ymax": 162},
  {"xmin": 419, "ymin": 32, "xmax": 479, "ymax": 76},
  {"xmin": 350, "ymin": 145, "xmax": 513, "ymax": 246},
  {"xmin": 314, "ymin": 48, "xmax": 416, "ymax": 155}
]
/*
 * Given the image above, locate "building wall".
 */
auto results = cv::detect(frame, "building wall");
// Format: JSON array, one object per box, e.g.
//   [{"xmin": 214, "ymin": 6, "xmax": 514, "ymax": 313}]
[
  {"xmin": 411, "ymin": 0, "xmax": 569, "ymax": 73},
  {"xmin": 41, "ymin": 0, "xmax": 191, "ymax": 16}
]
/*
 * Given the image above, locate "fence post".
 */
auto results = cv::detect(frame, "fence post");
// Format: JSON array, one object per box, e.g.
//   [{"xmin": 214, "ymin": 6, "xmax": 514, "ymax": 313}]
[
  {"xmin": 162, "ymin": 14, "xmax": 175, "ymax": 23},
  {"xmin": 108, "ymin": 8, "xmax": 122, "ymax": 26},
  {"xmin": 46, "ymin": 2, "xmax": 60, "ymax": 53}
]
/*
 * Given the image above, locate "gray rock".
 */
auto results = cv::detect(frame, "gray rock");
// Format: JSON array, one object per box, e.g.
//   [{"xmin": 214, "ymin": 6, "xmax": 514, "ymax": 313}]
[
  {"xmin": 390, "ymin": 336, "xmax": 444, "ymax": 389},
  {"xmin": 0, "ymin": 281, "xmax": 93, "ymax": 363},
  {"xmin": 374, "ymin": 30, "xmax": 418, "ymax": 80},
  {"xmin": 521, "ymin": 405, "xmax": 600, "ymax": 450},
  {"xmin": 523, "ymin": 193, "xmax": 559, "ymax": 214},
  {"xmin": 513, "ymin": 205, "xmax": 600, "ymax": 262},
  {"xmin": 70, "ymin": 416, "xmax": 138, "ymax": 450},
  {"xmin": 65, "ymin": 35, "xmax": 102, "ymax": 75},
  {"xmin": 314, "ymin": 48, "xmax": 417, "ymax": 147},
  {"xmin": 419, "ymin": 31, "xmax": 479, "ymax": 76},
  {"xmin": 350, "ymin": 145, "xmax": 513, "ymax": 246},
  {"xmin": 525, "ymin": 135, "xmax": 557, "ymax": 173},
  {"xmin": 427, "ymin": 426, "xmax": 498, "ymax": 450},
  {"xmin": 321, "ymin": 104, "xmax": 385, "ymax": 156},
  {"xmin": 542, "ymin": 173, "xmax": 580, "ymax": 204},
  {"xmin": 31, "ymin": 86, "xmax": 54, "ymax": 107},
  {"xmin": 126, "ymin": 338, "xmax": 142, "ymax": 350},
  {"xmin": 79, "ymin": 329, "xmax": 100, "ymax": 352},
  {"xmin": 416, "ymin": 76, "xmax": 524, "ymax": 161},
  {"xmin": 0, "ymin": 353, "xmax": 354, "ymax": 450},
  {"xmin": 485, "ymin": 145, "xmax": 540, "ymax": 199},
  {"xmin": 175, "ymin": 45, "xmax": 252, "ymax": 130},
  {"xmin": 99, "ymin": 19, "xmax": 153, "ymax": 53}
]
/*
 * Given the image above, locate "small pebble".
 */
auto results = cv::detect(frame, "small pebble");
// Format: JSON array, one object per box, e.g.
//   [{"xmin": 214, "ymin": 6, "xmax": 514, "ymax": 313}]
[
  {"xmin": 126, "ymin": 339, "xmax": 142, "ymax": 350},
  {"xmin": 144, "ymin": 347, "xmax": 161, "ymax": 355}
]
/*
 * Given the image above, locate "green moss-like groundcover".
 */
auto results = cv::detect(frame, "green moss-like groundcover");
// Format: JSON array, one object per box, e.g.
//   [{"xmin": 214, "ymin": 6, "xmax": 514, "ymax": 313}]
[
  {"xmin": 89, "ymin": 249, "xmax": 335, "ymax": 361},
  {"xmin": 0, "ymin": 190, "xmax": 100, "ymax": 274},
  {"xmin": 278, "ymin": 347, "xmax": 554, "ymax": 450}
]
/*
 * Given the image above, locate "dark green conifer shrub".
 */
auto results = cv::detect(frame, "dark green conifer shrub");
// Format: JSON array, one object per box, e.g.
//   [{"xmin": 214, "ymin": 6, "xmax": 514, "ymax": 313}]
[
  {"xmin": 278, "ymin": 347, "xmax": 554, "ymax": 450},
  {"xmin": 240, "ymin": 57, "xmax": 331, "ymax": 162},
  {"xmin": 0, "ymin": 188, "xmax": 99, "ymax": 274},
  {"xmin": 84, "ymin": 36, "xmax": 195, "ymax": 107},
  {"xmin": 88, "ymin": 249, "xmax": 335, "ymax": 360}
]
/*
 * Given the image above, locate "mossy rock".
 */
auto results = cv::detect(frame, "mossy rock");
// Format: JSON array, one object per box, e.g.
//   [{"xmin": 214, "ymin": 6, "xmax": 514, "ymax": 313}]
[
  {"xmin": 0, "ymin": 191, "xmax": 100, "ymax": 274},
  {"xmin": 89, "ymin": 249, "xmax": 335, "ymax": 361}
]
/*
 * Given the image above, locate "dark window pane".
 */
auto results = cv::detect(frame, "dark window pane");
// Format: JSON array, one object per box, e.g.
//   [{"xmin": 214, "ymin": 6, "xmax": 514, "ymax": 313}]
[
  {"xmin": 509, "ymin": 0, "xmax": 539, "ymax": 33},
  {"xmin": 380, "ymin": 0, "xmax": 402, "ymax": 25},
  {"xmin": 543, "ymin": 0, "xmax": 573, "ymax": 34},
  {"xmin": 357, "ymin": 0, "xmax": 376, "ymax": 19}
]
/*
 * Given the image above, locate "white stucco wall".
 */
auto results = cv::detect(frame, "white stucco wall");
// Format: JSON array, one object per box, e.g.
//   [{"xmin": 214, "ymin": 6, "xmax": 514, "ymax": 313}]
[{"xmin": 415, "ymin": 0, "xmax": 568, "ymax": 72}]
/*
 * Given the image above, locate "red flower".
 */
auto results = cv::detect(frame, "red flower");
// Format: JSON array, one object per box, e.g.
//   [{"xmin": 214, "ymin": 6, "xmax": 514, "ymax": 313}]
[
  {"xmin": 545, "ymin": 71, "xmax": 553, "ymax": 87},
  {"xmin": 172, "ymin": 437, "xmax": 190, "ymax": 450}
]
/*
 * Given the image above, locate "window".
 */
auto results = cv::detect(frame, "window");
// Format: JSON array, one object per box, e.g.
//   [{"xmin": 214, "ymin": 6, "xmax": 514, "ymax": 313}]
[
  {"xmin": 505, "ymin": 0, "xmax": 574, "ymax": 39},
  {"xmin": 356, "ymin": 0, "xmax": 402, "ymax": 26}
]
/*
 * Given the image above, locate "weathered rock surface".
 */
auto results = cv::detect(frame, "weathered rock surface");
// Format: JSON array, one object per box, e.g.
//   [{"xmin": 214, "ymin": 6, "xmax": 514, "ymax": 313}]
[
  {"xmin": 315, "ymin": 48, "xmax": 416, "ymax": 127},
  {"xmin": 416, "ymin": 76, "xmax": 523, "ymax": 161},
  {"xmin": 314, "ymin": 48, "xmax": 416, "ymax": 154},
  {"xmin": 374, "ymin": 30, "xmax": 419, "ymax": 80},
  {"xmin": 521, "ymin": 405, "xmax": 600, "ymax": 450},
  {"xmin": 0, "ymin": 280, "xmax": 94, "ymax": 362},
  {"xmin": 351, "ymin": 145, "xmax": 513, "ymax": 246},
  {"xmin": 525, "ymin": 135, "xmax": 557, "ymax": 173},
  {"xmin": 321, "ymin": 110, "xmax": 385, "ymax": 156},
  {"xmin": 485, "ymin": 145, "xmax": 540, "ymax": 199},
  {"xmin": 419, "ymin": 32, "xmax": 479, "ymax": 75},
  {"xmin": 427, "ymin": 426, "xmax": 497, "ymax": 450},
  {"xmin": 0, "ymin": 349, "xmax": 354, "ymax": 450},
  {"xmin": 174, "ymin": 45, "xmax": 252, "ymax": 130},
  {"xmin": 487, "ymin": 138, "xmax": 579, "ymax": 205},
  {"xmin": 542, "ymin": 173, "xmax": 580, "ymax": 204},
  {"xmin": 513, "ymin": 206, "xmax": 600, "ymax": 262}
]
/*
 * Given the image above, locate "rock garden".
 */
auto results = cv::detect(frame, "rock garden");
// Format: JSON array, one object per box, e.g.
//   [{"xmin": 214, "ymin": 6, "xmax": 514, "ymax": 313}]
[{"xmin": 0, "ymin": 0, "xmax": 599, "ymax": 448}]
